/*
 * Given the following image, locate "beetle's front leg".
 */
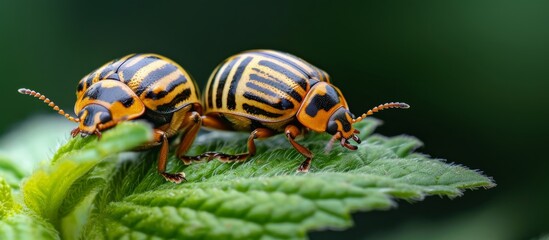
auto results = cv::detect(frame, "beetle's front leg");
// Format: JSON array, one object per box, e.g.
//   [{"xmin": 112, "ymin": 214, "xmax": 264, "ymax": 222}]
[
  {"xmin": 154, "ymin": 129, "xmax": 186, "ymax": 183},
  {"xmin": 285, "ymin": 125, "xmax": 313, "ymax": 172}
]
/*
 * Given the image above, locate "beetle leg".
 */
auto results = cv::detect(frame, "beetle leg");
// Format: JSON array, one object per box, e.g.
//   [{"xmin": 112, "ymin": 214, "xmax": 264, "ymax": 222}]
[
  {"xmin": 154, "ymin": 129, "xmax": 186, "ymax": 184},
  {"xmin": 285, "ymin": 125, "xmax": 314, "ymax": 172},
  {"xmin": 341, "ymin": 137, "xmax": 358, "ymax": 150},
  {"xmin": 175, "ymin": 111, "xmax": 202, "ymax": 164},
  {"xmin": 71, "ymin": 127, "xmax": 81, "ymax": 137},
  {"xmin": 179, "ymin": 127, "xmax": 275, "ymax": 164},
  {"xmin": 93, "ymin": 129, "xmax": 102, "ymax": 140}
]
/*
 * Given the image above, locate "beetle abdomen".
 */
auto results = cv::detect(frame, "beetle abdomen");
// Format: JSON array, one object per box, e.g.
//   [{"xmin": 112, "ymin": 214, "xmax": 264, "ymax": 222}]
[{"xmin": 204, "ymin": 50, "xmax": 329, "ymax": 123}]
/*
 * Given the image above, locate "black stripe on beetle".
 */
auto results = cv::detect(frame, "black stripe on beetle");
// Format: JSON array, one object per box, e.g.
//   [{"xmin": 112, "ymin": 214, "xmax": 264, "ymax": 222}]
[
  {"xmin": 248, "ymin": 73, "xmax": 303, "ymax": 103},
  {"xmin": 136, "ymin": 62, "xmax": 179, "ymax": 95},
  {"xmin": 243, "ymin": 92, "xmax": 294, "ymax": 110},
  {"xmin": 98, "ymin": 57, "xmax": 132, "ymax": 81},
  {"xmin": 254, "ymin": 52, "xmax": 310, "ymax": 88},
  {"xmin": 245, "ymin": 81, "xmax": 280, "ymax": 101},
  {"xmin": 320, "ymin": 70, "xmax": 330, "ymax": 82},
  {"xmin": 84, "ymin": 74, "xmax": 95, "ymax": 89},
  {"xmin": 114, "ymin": 54, "xmax": 137, "ymax": 73},
  {"xmin": 206, "ymin": 76, "xmax": 214, "ymax": 108},
  {"xmin": 257, "ymin": 60, "xmax": 306, "ymax": 90},
  {"xmin": 98, "ymin": 61, "xmax": 118, "ymax": 80},
  {"xmin": 243, "ymin": 103, "xmax": 283, "ymax": 118},
  {"xmin": 144, "ymin": 74, "xmax": 187, "ymax": 100},
  {"xmin": 155, "ymin": 88, "xmax": 192, "ymax": 113},
  {"xmin": 227, "ymin": 56, "xmax": 253, "ymax": 110},
  {"xmin": 250, "ymin": 67, "xmax": 303, "ymax": 102},
  {"xmin": 120, "ymin": 56, "xmax": 159, "ymax": 82},
  {"xmin": 216, "ymin": 57, "xmax": 240, "ymax": 108}
]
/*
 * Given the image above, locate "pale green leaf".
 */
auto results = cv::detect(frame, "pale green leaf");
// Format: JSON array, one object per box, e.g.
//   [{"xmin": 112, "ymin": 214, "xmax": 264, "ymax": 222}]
[
  {"xmin": 21, "ymin": 121, "xmax": 153, "ymax": 230},
  {"xmin": 0, "ymin": 156, "xmax": 25, "ymax": 190},
  {"xmin": 0, "ymin": 177, "xmax": 19, "ymax": 219},
  {"xmin": 0, "ymin": 116, "xmax": 73, "ymax": 177},
  {"xmin": 2, "ymin": 175, "xmax": 56, "ymax": 239},
  {"xmin": 0, "ymin": 213, "xmax": 59, "ymax": 240}
]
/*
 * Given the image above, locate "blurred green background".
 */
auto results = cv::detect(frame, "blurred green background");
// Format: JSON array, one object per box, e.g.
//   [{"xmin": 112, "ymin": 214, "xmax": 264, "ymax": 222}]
[{"xmin": 1, "ymin": 0, "xmax": 548, "ymax": 239}]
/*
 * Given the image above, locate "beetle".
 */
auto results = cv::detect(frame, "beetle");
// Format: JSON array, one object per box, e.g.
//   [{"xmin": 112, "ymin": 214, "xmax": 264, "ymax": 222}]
[
  {"xmin": 18, "ymin": 53, "xmax": 202, "ymax": 183},
  {"xmin": 180, "ymin": 49, "xmax": 410, "ymax": 172}
]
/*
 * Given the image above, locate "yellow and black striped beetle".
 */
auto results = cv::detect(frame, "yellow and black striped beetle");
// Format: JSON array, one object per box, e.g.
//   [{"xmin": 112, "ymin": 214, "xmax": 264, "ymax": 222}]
[
  {"xmin": 181, "ymin": 49, "xmax": 410, "ymax": 172},
  {"xmin": 19, "ymin": 53, "xmax": 202, "ymax": 183}
]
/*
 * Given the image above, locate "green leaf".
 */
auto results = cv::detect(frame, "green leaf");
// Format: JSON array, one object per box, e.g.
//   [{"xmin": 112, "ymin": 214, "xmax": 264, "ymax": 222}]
[
  {"xmin": 79, "ymin": 119, "xmax": 494, "ymax": 240},
  {"xmin": 0, "ymin": 212, "xmax": 59, "ymax": 240},
  {"xmin": 0, "ymin": 177, "xmax": 19, "ymax": 219},
  {"xmin": 0, "ymin": 116, "xmax": 74, "ymax": 190},
  {"xmin": 0, "ymin": 116, "xmax": 74, "ymax": 177},
  {"xmin": 0, "ymin": 156, "xmax": 25, "ymax": 190},
  {"xmin": 21, "ymin": 121, "xmax": 153, "ymax": 231},
  {"xmin": 1, "ymin": 177, "xmax": 57, "ymax": 239}
]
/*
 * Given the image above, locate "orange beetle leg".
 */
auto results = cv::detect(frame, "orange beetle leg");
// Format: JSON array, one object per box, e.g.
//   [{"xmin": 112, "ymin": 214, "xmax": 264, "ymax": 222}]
[
  {"xmin": 71, "ymin": 128, "xmax": 81, "ymax": 137},
  {"xmin": 175, "ymin": 111, "xmax": 202, "ymax": 164},
  {"xmin": 94, "ymin": 129, "xmax": 102, "ymax": 140},
  {"xmin": 285, "ymin": 125, "xmax": 314, "ymax": 172},
  {"xmin": 154, "ymin": 129, "xmax": 186, "ymax": 184},
  {"xmin": 179, "ymin": 123, "xmax": 275, "ymax": 164}
]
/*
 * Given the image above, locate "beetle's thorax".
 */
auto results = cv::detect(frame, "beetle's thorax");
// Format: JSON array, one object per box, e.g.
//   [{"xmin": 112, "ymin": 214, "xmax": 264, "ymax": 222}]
[
  {"xmin": 296, "ymin": 82, "xmax": 352, "ymax": 135},
  {"xmin": 74, "ymin": 80, "xmax": 146, "ymax": 136}
]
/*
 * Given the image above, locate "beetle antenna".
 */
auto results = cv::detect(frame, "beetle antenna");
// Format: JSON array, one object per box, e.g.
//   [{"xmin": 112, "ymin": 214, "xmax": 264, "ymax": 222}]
[
  {"xmin": 353, "ymin": 102, "xmax": 410, "ymax": 124},
  {"xmin": 18, "ymin": 88, "xmax": 80, "ymax": 123}
]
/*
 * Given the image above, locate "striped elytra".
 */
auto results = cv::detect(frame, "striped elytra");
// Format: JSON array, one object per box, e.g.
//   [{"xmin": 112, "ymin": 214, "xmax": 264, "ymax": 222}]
[
  {"xmin": 19, "ymin": 53, "xmax": 203, "ymax": 184},
  {"xmin": 77, "ymin": 54, "xmax": 200, "ymax": 115},
  {"xmin": 185, "ymin": 49, "xmax": 410, "ymax": 173},
  {"xmin": 203, "ymin": 50, "xmax": 330, "ymax": 125}
]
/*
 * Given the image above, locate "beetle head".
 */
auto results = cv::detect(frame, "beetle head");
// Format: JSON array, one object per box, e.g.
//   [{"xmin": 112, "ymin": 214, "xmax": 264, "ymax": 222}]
[
  {"xmin": 326, "ymin": 102, "xmax": 411, "ymax": 151},
  {"xmin": 296, "ymin": 82, "xmax": 360, "ymax": 150},
  {"xmin": 71, "ymin": 104, "xmax": 113, "ymax": 138},
  {"xmin": 296, "ymin": 82, "xmax": 410, "ymax": 151},
  {"xmin": 326, "ymin": 107, "xmax": 361, "ymax": 150}
]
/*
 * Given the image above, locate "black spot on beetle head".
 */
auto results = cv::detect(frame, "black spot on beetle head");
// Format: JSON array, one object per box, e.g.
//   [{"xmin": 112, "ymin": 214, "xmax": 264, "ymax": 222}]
[
  {"xmin": 326, "ymin": 107, "xmax": 353, "ymax": 136},
  {"xmin": 77, "ymin": 104, "xmax": 112, "ymax": 134}
]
